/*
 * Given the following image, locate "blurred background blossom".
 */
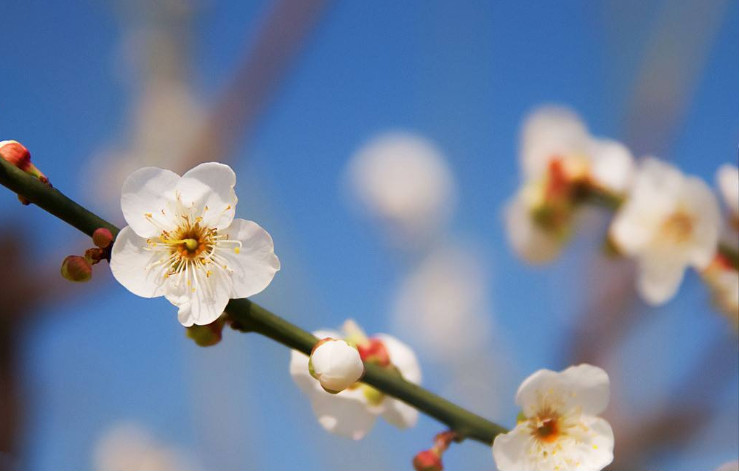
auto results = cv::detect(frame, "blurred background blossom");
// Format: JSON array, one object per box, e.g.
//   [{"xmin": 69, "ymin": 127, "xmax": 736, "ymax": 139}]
[{"xmin": 0, "ymin": 1, "xmax": 737, "ymax": 470}]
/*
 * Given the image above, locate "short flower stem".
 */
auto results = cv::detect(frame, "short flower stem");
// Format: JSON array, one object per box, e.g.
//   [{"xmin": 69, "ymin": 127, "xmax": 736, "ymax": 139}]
[{"xmin": 0, "ymin": 157, "xmax": 507, "ymax": 445}]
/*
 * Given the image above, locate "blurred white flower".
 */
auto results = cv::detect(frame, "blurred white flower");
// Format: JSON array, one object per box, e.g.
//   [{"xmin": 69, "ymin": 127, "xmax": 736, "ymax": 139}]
[
  {"xmin": 344, "ymin": 132, "xmax": 456, "ymax": 243},
  {"xmin": 610, "ymin": 158, "xmax": 720, "ymax": 305},
  {"xmin": 492, "ymin": 364, "xmax": 614, "ymax": 471},
  {"xmin": 290, "ymin": 320, "xmax": 421, "ymax": 440},
  {"xmin": 392, "ymin": 244, "xmax": 492, "ymax": 358},
  {"xmin": 506, "ymin": 107, "xmax": 634, "ymax": 263},
  {"xmin": 521, "ymin": 106, "xmax": 634, "ymax": 194},
  {"xmin": 94, "ymin": 422, "xmax": 197, "ymax": 471},
  {"xmin": 309, "ymin": 338, "xmax": 364, "ymax": 393},
  {"xmin": 110, "ymin": 162, "xmax": 280, "ymax": 326}
]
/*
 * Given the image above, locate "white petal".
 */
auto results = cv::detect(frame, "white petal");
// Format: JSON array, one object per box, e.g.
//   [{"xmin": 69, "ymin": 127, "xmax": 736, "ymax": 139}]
[
  {"xmin": 218, "ymin": 218, "xmax": 280, "ymax": 299},
  {"xmin": 309, "ymin": 389, "xmax": 377, "ymax": 440},
  {"xmin": 164, "ymin": 267, "xmax": 231, "ymax": 326},
  {"xmin": 571, "ymin": 416, "xmax": 614, "ymax": 471},
  {"xmin": 610, "ymin": 157, "xmax": 683, "ymax": 255},
  {"xmin": 504, "ymin": 194, "xmax": 562, "ymax": 263},
  {"xmin": 176, "ymin": 162, "xmax": 237, "ymax": 229},
  {"xmin": 375, "ymin": 334, "xmax": 422, "ymax": 384},
  {"xmin": 109, "ymin": 226, "xmax": 169, "ymax": 298},
  {"xmin": 521, "ymin": 106, "xmax": 590, "ymax": 180},
  {"xmin": 590, "ymin": 139, "xmax": 634, "ymax": 194},
  {"xmin": 558, "ymin": 364, "xmax": 610, "ymax": 415},
  {"xmin": 381, "ymin": 397, "xmax": 418, "ymax": 429},
  {"xmin": 516, "ymin": 364, "xmax": 610, "ymax": 416},
  {"xmin": 120, "ymin": 167, "xmax": 180, "ymax": 237},
  {"xmin": 681, "ymin": 177, "xmax": 720, "ymax": 268},
  {"xmin": 637, "ymin": 255, "xmax": 686, "ymax": 305},
  {"xmin": 492, "ymin": 425, "xmax": 536, "ymax": 471},
  {"xmin": 717, "ymin": 164, "xmax": 739, "ymax": 216}
]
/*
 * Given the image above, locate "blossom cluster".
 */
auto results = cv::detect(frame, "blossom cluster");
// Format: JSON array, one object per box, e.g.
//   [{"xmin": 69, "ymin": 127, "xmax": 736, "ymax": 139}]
[{"xmin": 505, "ymin": 107, "xmax": 738, "ymax": 321}]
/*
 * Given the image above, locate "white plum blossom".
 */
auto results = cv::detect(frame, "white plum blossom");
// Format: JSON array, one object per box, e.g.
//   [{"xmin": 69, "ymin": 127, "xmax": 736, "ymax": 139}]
[
  {"xmin": 492, "ymin": 364, "xmax": 614, "ymax": 471},
  {"xmin": 110, "ymin": 162, "xmax": 280, "ymax": 326},
  {"xmin": 290, "ymin": 320, "xmax": 421, "ymax": 440},
  {"xmin": 610, "ymin": 158, "xmax": 720, "ymax": 305},
  {"xmin": 309, "ymin": 338, "xmax": 364, "ymax": 393},
  {"xmin": 506, "ymin": 107, "xmax": 634, "ymax": 263},
  {"xmin": 344, "ymin": 132, "xmax": 456, "ymax": 243}
]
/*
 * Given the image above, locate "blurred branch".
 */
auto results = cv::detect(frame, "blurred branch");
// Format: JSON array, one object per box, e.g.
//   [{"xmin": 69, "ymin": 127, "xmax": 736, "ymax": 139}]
[
  {"xmin": 184, "ymin": 0, "xmax": 333, "ymax": 167},
  {"xmin": 0, "ymin": 157, "xmax": 509, "ymax": 446}
]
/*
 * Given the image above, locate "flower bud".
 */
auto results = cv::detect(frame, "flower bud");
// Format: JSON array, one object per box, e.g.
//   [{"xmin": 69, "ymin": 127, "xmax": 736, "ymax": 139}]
[
  {"xmin": 186, "ymin": 318, "xmax": 225, "ymax": 347},
  {"xmin": 0, "ymin": 140, "xmax": 47, "ymax": 182},
  {"xmin": 413, "ymin": 449, "xmax": 443, "ymax": 471},
  {"xmin": 308, "ymin": 338, "xmax": 364, "ymax": 393},
  {"xmin": 357, "ymin": 338, "xmax": 391, "ymax": 367},
  {"xmin": 61, "ymin": 255, "xmax": 92, "ymax": 282},
  {"xmin": 93, "ymin": 228, "xmax": 114, "ymax": 249}
]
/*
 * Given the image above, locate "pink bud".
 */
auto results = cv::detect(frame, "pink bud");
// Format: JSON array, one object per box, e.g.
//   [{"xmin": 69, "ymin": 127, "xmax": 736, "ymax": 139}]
[
  {"xmin": 0, "ymin": 140, "xmax": 47, "ymax": 182},
  {"xmin": 92, "ymin": 228, "xmax": 114, "ymax": 249},
  {"xmin": 357, "ymin": 338, "xmax": 391, "ymax": 367},
  {"xmin": 413, "ymin": 449, "xmax": 443, "ymax": 471},
  {"xmin": 0, "ymin": 140, "xmax": 30, "ymax": 168},
  {"xmin": 61, "ymin": 255, "xmax": 92, "ymax": 282}
]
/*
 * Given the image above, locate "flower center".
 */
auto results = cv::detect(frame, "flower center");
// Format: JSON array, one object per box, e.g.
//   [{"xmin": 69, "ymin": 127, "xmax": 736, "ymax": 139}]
[
  {"xmin": 529, "ymin": 410, "xmax": 561, "ymax": 444},
  {"xmin": 660, "ymin": 211, "xmax": 693, "ymax": 244}
]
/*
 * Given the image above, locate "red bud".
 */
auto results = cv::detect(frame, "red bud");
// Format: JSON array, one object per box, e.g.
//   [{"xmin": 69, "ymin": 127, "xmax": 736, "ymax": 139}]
[
  {"xmin": 413, "ymin": 449, "xmax": 442, "ymax": 471},
  {"xmin": 357, "ymin": 338, "xmax": 391, "ymax": 367},
  {"xmin": 92, "ymin": 228, "xmax": 114, "ymax": 249}
]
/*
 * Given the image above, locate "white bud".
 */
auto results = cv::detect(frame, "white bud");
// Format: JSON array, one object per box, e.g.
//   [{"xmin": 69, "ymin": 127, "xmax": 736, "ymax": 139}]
[{"xmin": 309, "ymin": 339, "xmax": 364, "ymax": 393}]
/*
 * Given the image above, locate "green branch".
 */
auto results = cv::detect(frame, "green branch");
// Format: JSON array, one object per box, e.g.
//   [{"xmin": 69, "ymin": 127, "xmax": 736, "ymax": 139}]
[{"xmin": 0, "ymin": 157, "xmax": 507, "ymax": 445}]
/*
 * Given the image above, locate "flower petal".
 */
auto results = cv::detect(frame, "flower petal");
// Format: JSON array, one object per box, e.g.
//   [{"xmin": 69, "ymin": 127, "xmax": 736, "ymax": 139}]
[
  {"xmin": 521, "ymin": 106, "xmax": 590, "ymax": 180},
  {"xmin": 682, "ymin": 177, "xmax": 720, "ymax": 269},
  {"xmin": 309, "ymin": 389, "xmax": 377, "ymax": 440},
  {"xmin": 590, "ymin": 139, "xmax": 634, "ymax": 194},
  {"xmin": 492, "ymin": 425, "xmax": 536, "ymax": 471},
  {"xmin": 557, "ymin": 364, "xmax": 610, "ymax": 415},
  {"xmin": 376, "ymin": 334, "xmax": 422, "ymax": 384},
  {"xmin": 176, "ymin": 162, "xmax": 237, "ymax": 229},
  {"xmin": 381, "ymin": 397, "xmax": 418, "ymax": 429},
  {"xmin": 516, "ymin": 364, "xmax": 609, "ymax": 416},
  {"xmin": 637, "ymin": 255, "xmax": 686, "ymax": 305},
  {"xmin": 718, "ymin": 164, "xmax": 739, "ymax": 216},
  {"xmin": 109, "ymin": 226, "xmax": 169, "ymax": 298},
  {"xmin": 120, "ymin": 167, "xmax": 180, "ymax": 237},
  {"xmin": 164, "ymin": 266, "xmax": 232, "ymax": 326},
  {"xmin": 571, "ymin": 416, "xmax": 614, "ymax": 471},
  {"xmin": 218, "ymin": 218, "xmax": 281, "ymax": 299}
]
